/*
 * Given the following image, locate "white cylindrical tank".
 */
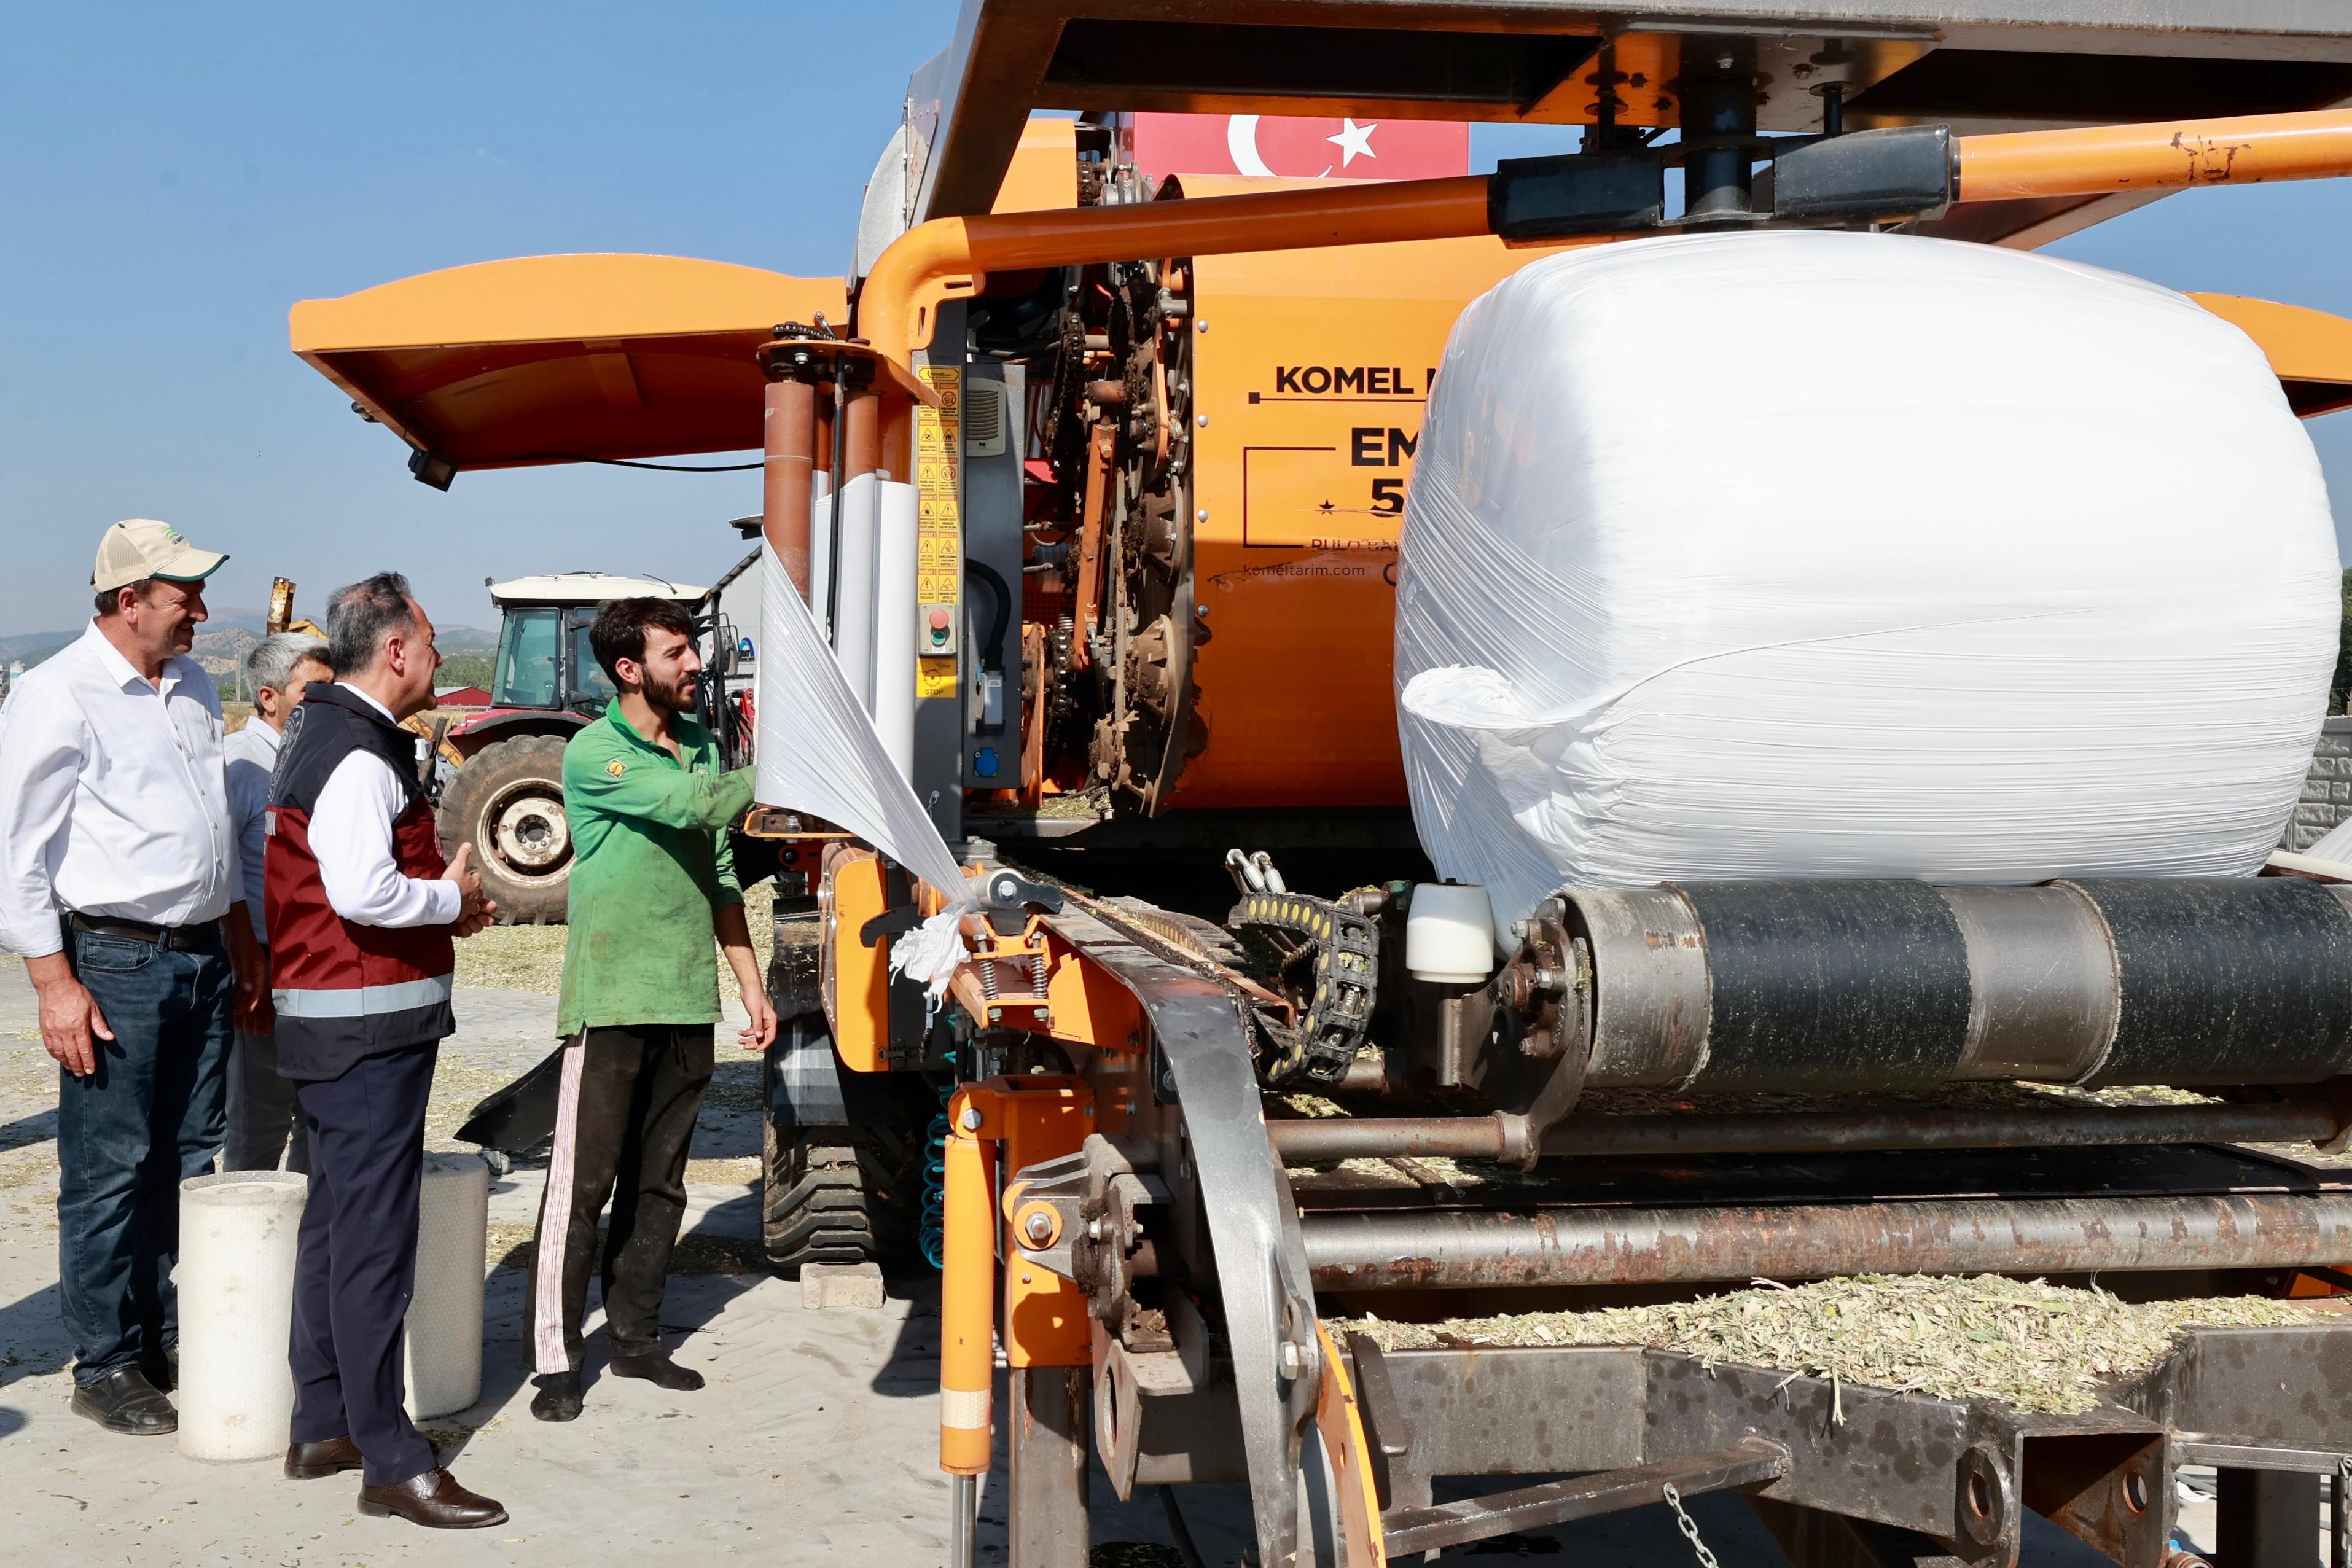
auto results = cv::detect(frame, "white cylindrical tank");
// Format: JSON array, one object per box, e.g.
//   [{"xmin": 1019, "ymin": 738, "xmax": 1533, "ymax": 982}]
[
  {"xmin": 833, "ymin": 471, "xmax": 881, "ymax": 709},
  {"xmin": 177, "ymin": 1171, "xmax": 307, "ymax": 1462},
  {"xmin": 402, "ymin": 1151, "xmax": 489, "ymax": 1421},
  {"xmin": 872, "ymin": 478, "xmax": 920, "ymax": 781},
  {"xmin": 1406, "ymin": 884, "xmax": 1498, "ymax": 984}
]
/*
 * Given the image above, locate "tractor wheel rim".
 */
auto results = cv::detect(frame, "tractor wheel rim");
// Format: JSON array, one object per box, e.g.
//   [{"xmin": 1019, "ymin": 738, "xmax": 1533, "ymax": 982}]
[{"xmin": 487, "ymin": 782, "xmax": 571, "ymax": 875}]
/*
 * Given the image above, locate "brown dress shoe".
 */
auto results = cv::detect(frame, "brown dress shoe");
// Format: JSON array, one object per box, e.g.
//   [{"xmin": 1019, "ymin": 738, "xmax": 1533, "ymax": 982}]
[
  {"xmin": 357, "ymin": 1467, "xmax": 508, "ymax": 1529},
  {"xmin": 285, "ymin": 1435, "xmax": 365, "ymax": 1480}
]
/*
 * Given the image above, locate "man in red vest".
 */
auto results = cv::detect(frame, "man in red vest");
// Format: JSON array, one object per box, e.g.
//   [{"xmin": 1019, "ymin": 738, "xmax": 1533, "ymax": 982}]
[{"xmin": 265, "ymin": 571, "xmax": 504, "ymax": 1529}]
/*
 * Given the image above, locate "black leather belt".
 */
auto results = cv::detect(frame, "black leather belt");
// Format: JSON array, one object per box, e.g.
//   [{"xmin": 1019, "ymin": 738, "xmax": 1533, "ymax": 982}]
[{"xmin": 66, "ymin": 913, "xmax": 216, "ymax": 951}]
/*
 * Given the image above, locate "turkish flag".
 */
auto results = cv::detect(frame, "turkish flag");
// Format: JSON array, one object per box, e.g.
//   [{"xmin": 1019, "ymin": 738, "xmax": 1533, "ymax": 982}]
[{"xmin": 1131, "ymin": 114, "xmax": 1469, "ymax": 184}]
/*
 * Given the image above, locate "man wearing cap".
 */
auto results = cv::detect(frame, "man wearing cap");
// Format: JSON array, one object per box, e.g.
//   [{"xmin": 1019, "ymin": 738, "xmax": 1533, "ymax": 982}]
[{"xmin": 0, "ymin": 519, "xmax": 266, "ymax": 1435}]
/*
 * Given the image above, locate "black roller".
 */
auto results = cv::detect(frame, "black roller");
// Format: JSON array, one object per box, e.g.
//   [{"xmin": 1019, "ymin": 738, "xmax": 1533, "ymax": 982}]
[
  {"xmin": 1566, "ymin": 876, "xmax": 2352, "ymax": 1092},
  {"xmin": 2067, "ymin": 876, "xmax": 2352, "ymax": 1086},
  {"xmin": 1677, "ymin": 880, "xmax": 1972, "ymax": 1091}
]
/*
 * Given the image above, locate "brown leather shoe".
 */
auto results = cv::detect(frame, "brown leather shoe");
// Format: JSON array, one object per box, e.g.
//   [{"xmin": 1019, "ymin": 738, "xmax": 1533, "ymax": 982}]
[
  {"xmin": 285, "ymin": 1435, "xmax": 365, "ymax": 1480},
  {"xmin": 357, "ymin": 1467, "xmax": 508, "ymax": 1529}
]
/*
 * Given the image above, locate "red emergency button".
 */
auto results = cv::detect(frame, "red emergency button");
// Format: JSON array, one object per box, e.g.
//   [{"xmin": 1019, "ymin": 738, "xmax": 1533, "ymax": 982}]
[{"xmin": 928, "ymin": 607, "xmax": 951, "ymax": 646}]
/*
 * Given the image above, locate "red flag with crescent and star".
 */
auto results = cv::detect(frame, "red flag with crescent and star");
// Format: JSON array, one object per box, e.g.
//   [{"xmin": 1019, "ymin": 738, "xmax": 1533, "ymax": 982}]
[{"xmin": 1130, "ymin": 114, "xmax": 1469, "ymax": 184}]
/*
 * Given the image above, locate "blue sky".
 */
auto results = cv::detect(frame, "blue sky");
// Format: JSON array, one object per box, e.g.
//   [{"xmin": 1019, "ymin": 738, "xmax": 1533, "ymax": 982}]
[{"xmin": 5, "ymin": 2, "xmax": 2351, "ymax": 636}]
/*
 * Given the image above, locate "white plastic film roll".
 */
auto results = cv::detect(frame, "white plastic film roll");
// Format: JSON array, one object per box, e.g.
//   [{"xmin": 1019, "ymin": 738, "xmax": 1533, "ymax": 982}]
[
  {"xmin": 873, "ymin": 478, "xmax": 920, "ymax": 781},
  {"xmin": 402, "ymin": 1151, "xmax": 489, "ymax": 1421},
  {"xmin": 833, "ymin": 471, "xmax": 881, "ymax": 709},
  {"xmin": 808, "ymin": 470, "xmax": 835, "ymax": 635},
  {"xmin": 176, "ymin": 1171, "xmax": 308, "ymax": 1462},
  {"xmin": 1407, "ymin": 884, "xmax": 1498, "ymax": 984}
]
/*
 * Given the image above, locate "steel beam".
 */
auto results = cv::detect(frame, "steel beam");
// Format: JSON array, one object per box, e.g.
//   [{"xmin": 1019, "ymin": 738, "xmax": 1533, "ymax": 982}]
[
  {"xmin": 1008, "ymin": 1367, "xmax": 1092, "ymax": 1568},
  {"xmin": 1267, "ymin": 1102, "xmax": 2345, "ymax": 1164},
  {"xmin": 1302, "ymin": 1193, "xmax": 2352, "ymax": 1289},
  {"xmin": 1378, "ymin": 1436, "xmax": 1791, "ymax": 1558}
]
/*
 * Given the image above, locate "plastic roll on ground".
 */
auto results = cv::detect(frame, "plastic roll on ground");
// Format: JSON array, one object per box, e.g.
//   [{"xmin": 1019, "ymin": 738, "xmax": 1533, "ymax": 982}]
[
  {"xmin": 177, "ymin": 1171, "xmax": 307, "ymax": 1462},
  {"xmin": 402, "ymin": 1150, "xmax": 489, "ymax": 1421}
]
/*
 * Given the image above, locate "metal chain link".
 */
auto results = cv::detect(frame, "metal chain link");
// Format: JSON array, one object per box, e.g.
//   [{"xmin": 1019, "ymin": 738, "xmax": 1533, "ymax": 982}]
[{"xmin": 1662, "ymin": 1483, "xmax": 1724, "ymax": 1568}]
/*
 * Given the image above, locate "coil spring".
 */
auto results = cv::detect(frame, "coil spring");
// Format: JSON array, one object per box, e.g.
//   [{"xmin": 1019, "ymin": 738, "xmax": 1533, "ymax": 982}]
[{"xmin": 920, "ymin": 1081, "xmax": 953, "ymax": 1270}]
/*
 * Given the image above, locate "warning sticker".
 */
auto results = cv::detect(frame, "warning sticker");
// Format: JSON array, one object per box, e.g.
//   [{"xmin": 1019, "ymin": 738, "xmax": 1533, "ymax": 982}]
[
  {"xmin": 917, "ymin": 656, "xmax": 958, "ymax": 699},
  {"xmin": 914, "ymin": 365, "xmax": 962, "ymax": 623}
]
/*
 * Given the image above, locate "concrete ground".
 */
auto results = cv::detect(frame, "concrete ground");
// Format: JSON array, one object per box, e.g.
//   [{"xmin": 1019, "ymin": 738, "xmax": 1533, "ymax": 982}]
[{"xmin": 0, "ymin": 960, "xmax": 2252, "ymax": 1567}]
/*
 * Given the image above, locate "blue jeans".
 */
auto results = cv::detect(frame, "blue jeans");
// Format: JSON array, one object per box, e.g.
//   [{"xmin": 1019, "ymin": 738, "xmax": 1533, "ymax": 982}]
[{"xmin": 57, "ymin": 925, "xmax": 232, "ymax": 1387}]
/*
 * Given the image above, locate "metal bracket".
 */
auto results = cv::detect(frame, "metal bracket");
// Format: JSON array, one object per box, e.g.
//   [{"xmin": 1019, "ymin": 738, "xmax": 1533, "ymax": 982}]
[
  {"xmin": 1045, "ymin": 908, "xmax": 1321, "ymax": 1568},
  {"xmin": 1378, "ymin": 1435, "xmax": 1792, "ymax": 1559}
]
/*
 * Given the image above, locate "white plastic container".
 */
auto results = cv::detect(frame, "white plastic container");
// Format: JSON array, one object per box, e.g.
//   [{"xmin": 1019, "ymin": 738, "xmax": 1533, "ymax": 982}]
[
  {"xmin": 177, "ymin": 1171, "xmax": 307, "ymax": 1462},
  {"xmin": 1397, "ymin": 230, "xmax": 2339, "ymax": 940},
  {"xmin": 1406, "ymin": 884, "xmax": 1497, "ymax": 983},
  {"xmin": 402, "ymin": 1151, "xmax": 489, "ymax": 1421}
]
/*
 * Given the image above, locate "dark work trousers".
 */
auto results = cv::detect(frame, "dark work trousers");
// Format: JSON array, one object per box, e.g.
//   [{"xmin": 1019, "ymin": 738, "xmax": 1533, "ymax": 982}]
[
  {"xmin": 225, "ymin": 1024, "xmax": 310, "ymax": 1173},
  {"xmin": 528, "ymin": 1024, "xmax": 714, "ymax": 1375},
  {"xmin": 288, "ymin": 1041, "xmax": 439, "ymax": 1488},
  {"xmin": 56, "ymin": 925, "xmax": 231, "ymax": 1387}
]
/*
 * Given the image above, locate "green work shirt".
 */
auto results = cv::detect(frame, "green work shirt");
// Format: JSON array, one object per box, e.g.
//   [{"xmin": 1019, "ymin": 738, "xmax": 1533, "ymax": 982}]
[{"xmin": 556, "ymin": 707, "xmax": 757, "ymax": 1034}]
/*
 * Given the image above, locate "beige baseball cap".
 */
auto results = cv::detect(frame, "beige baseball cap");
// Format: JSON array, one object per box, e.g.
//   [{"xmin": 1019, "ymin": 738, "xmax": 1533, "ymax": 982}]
[{"xmin": 92, "ymin": 518, "xmax": 229, "ymax": 593}]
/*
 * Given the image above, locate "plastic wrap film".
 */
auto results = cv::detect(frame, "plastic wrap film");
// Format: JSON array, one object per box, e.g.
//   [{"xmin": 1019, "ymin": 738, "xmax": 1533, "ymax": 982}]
[
  {"xmin": 1396, "ymin": 232, "xmax": 2339, "ymax": 942},
  {"xmin": 402, "ymin": 1151, "xmax": 488, "ymax": 1421},
  {"xmin": 176, "ymin": 1171, "xmax": 307, "ymax": 1461},
  {"xmin": 756, "ymin": 543, "xmax": 972, "ymax": 990}
]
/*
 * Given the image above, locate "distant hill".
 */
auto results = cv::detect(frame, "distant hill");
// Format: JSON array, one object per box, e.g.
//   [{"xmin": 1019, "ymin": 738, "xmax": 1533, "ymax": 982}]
[
  {"xmin": 1, "ymin": 614, "xmax": 498, "ymax": 675},
  {"xmin": 0, "ymin": 631, "xmax": 77, "ymax": 669}
]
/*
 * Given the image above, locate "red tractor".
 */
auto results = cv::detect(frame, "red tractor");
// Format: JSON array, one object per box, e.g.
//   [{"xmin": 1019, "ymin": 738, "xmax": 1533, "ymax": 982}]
[{"xmin": 433, "ymin": 563, "xmax": 757, "ymax": 922}]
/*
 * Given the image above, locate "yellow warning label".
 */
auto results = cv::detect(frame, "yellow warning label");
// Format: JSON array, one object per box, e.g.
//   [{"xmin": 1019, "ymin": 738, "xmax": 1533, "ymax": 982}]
[{"xmin": 913, "ymin": 364, "xmax": 962, "ymax": 701}]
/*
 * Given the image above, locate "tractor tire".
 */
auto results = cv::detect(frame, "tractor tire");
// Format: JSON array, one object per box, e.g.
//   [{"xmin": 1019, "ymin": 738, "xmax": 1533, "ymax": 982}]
[
  {"xmin": 437, "ymin": 734, "xmax": 573, "ymax": 925},
  {"xmin": 761, "ymin": 1115, "xmax": 924, "ymax": 1279}
]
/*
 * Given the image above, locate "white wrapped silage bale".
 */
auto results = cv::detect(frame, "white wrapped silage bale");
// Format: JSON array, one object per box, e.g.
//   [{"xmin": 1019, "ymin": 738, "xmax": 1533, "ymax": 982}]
[{"xmin": 1396, "ymin": 231, "xmax": 2338, "ymax": 942}]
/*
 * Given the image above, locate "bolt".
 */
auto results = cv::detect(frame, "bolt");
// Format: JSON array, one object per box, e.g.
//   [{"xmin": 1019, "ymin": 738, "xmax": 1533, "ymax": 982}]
[
  {"xmin": 1197, "ymin": 321, "xmax": 1209, "ymax": 332},
  {"xmin": 1510, "ymin": 919, "xmax": 1527, "ymax": 939},
  {"xmin": 1278, "ymin": 1341, "xmax": 1305, "ymax": 1379},
  {"xmin": 960, "ymin": 1105, "xmax": 983, "ymax": 1131},
  {"xmin": 1197, "ymin": 415, "xmax": 1209, "ymax": 428},
  {"xmin": 1087, "ymin": 1217, "xmax": 1106, "ymax": 1242},
  {"xmin": 1195, "ymin": 509, "xmax": 1209, "ymax": 523},
  {"xmin": 1023, "ymin": 1210, "xmax": 1054, "ymax": 1244}
]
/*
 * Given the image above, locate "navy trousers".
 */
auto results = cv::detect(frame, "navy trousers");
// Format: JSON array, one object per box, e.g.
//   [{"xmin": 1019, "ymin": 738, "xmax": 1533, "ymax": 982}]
[
  {"xmin": 57, "ymin": 925, "xmax": 231, "ymax": 1387},
  {"xmin": 288, "ymin": 1041, "xmax": 439, "ymax": 1487}
]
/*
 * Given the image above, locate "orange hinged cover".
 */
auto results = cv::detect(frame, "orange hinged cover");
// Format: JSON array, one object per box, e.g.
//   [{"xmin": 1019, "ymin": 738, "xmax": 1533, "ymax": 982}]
[
  {"xmin": 289, "ymin": 254, "xmax": 848, "ymax": 469},
  {"xmin": 2190, "ymin": 293, "xmax": 2352, "ymax": 417}
]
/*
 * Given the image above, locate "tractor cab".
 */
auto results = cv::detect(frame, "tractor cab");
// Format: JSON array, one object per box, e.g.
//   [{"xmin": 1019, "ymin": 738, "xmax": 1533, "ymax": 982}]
[
  {"xmin": 432, "ymin": 571, "xmax": 709, "ymax": 924},
  {"xmin": 484, "ymin": 572, "xmax": 698, "ymax": 716}
]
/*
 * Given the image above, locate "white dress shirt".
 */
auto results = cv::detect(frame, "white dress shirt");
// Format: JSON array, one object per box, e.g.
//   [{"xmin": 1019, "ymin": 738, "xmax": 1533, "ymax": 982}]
[
  {"xmin": 224, "ymin": 718, "xmax": 284, "ymax": 944},
  {"xmin": 305, "ymin": 684, "xmax": 460, "ymax": 929},
  {"xmin": 0, "ymin": 622, "xmax": 240, "ymax": 959}
]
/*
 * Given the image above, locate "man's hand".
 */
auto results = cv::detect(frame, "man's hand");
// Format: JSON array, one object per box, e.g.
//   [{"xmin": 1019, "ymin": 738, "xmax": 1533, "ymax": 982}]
[
  {"xmin": 26, "ymin": 951, "xmax": 110, "ymax": 1078},
  {"xmin": 716, "ymin": 901, "xmax": 776, "ymax": 1051},
  {"xmin": 737, "ymin": 986, "xmax": 778, "ymax": 1053},
  {"xmin": 224, "ymin": 911, "xmax": 270, "ymax": 1031},
  {"xmin": 443, "ymin": 842, "xmax": 487, "ymax": 925},
  {"xmin": 454, "ymin": 897, "xmax": 500, "ymax": 939}
]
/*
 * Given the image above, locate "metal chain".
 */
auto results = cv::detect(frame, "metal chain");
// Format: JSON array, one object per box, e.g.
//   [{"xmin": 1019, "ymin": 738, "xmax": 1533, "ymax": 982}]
[{"xmin": 1662, "ymin": 1483, "xmax": 1724, "ymax": 1568}]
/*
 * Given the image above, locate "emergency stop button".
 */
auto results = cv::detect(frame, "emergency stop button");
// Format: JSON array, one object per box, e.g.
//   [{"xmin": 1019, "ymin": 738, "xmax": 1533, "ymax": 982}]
[{"xmin": 918, "ymin": 602, "xmax": 958, "ymax": 655}]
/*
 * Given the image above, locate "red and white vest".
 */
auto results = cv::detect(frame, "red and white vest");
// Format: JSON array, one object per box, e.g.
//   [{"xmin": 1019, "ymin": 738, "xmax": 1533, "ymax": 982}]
[{"xmin": 264, "ymin": 684, "xmax": 455, "ymax": 1080}]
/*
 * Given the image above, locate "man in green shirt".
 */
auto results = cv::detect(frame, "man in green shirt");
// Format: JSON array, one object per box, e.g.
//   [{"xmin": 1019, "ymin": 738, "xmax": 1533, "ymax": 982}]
[{"xmin": 526, "ymin": 597, "xmax": 776, "ymax": 1422}]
